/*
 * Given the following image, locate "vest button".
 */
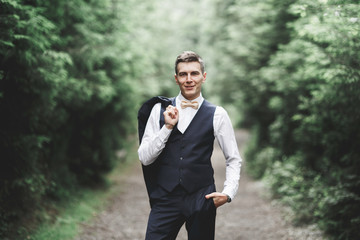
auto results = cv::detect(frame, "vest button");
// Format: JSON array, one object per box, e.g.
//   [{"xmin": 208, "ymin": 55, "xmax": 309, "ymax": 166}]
[{"xmin": 180, "ymin": 157, "xmax": 183, "ymax": 160}]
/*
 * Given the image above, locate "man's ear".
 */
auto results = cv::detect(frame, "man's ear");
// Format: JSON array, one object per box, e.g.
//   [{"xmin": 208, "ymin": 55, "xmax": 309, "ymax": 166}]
[
  {"xmin": 174, "ymin": 74, "xmax": 179, "ymax": 85},
  {"xmin": 202, "ymin": 72, "xmax": 207, "ymax": 82}
]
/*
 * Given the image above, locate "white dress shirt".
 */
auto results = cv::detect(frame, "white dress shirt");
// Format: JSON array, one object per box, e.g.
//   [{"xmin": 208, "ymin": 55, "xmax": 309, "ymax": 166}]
[{"xmin": 138, "ymin": 93, "xmax": 242, "ymax": 199}]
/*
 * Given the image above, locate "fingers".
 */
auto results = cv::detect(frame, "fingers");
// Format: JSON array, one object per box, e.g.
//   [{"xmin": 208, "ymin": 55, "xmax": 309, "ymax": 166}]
[
  {"xmin": 165, "ymin": 105, "xmax": 178, "ymax": 119},
  {"xmin": 205, "ymin": 192, "xmax": 228, "ymax": 208},
  {"xmin": 163, "ymin": 105, "xmax": 179, "ymax": 129},
  {"xmin": 205, "ymin": 192, "xmax": 222, "ymax": 199},
  {"xmin": 166, "ymin": 105, "xmax": 177, "ymax": 113},
  {"xmin": 205, "ymin": 193, "xmax": 216, "ymax": 199}
]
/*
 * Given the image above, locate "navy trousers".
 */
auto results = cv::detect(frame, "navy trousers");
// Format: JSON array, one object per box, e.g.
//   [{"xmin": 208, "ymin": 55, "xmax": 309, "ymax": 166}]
[{"xmin": 145, "ymin": 184, "xmax": 217, "ymax": 240}]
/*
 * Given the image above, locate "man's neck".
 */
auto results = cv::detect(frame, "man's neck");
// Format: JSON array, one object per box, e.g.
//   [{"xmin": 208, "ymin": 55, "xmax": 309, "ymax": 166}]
[{"xmin": 179, "ymin": 92, "xmax": 203, "ymax": 102}]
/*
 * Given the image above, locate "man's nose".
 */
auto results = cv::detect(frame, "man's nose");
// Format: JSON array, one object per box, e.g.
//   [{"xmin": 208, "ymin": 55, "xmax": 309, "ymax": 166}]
[{"xmin": 186, "ymin": 73, "xmax": 192, "ymax": 81}]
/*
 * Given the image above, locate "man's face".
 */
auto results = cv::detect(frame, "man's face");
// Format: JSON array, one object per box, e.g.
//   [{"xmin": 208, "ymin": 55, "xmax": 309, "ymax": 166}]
[{"xmin": 175, "ymin": 62, "xmax": 206, "ymax": 100}]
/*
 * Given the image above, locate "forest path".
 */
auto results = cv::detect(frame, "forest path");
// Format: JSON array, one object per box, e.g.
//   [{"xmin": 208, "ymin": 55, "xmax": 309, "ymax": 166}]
[{"xmin": 75, "ymin": 130, "xmax": 323, "ymax": 240}]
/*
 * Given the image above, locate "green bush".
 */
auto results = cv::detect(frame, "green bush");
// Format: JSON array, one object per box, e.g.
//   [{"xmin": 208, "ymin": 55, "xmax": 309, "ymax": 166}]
[
  {"xmin": 0, "ymin": 0, "xmax": 137, "ymax": 237},
  {"xmin": 245, "ymin": 127, "xmax": 279, "ymax": 179},
  {"xmin": 254, "ymin": 1, "xmax": 360, "ymax": 239},
  {"xmin": 212, "ymin": 0, "xmax": 360, "ymax": 239}
]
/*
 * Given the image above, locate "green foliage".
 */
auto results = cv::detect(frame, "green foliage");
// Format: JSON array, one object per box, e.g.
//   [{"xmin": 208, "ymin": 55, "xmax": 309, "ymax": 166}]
[
  {"xmin": 264, "ymin": 158, "xmax": 324, "ymax": 224},
  {"xmin": 0, "ymin": 0, "xmax": 145, "ymax": 238},
  {"xmin": 245, "ymin": 127, "xmax": 279, "ymax": 179},
  {"xmin": 212, "ymin": 0, "xmax": 360, "ymax": 239}
]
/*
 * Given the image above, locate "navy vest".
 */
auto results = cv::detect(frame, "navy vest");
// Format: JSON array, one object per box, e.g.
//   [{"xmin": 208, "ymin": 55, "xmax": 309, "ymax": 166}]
[{"xmin": 138, "ymin": 97, "xmax": 217, "ymax": 199}]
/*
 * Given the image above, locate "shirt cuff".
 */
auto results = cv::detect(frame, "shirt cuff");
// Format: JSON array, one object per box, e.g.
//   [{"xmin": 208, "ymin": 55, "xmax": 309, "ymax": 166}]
[
  {"xmin": 222, "ymin": 189, "xmax": 235, "ymax": 200},
  {"xmin": 159, "ymin": 124, "xmax": 172, "ymax": 142}
]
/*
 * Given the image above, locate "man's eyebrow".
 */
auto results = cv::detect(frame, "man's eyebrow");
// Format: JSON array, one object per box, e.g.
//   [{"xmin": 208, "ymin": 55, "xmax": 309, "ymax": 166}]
[{"xmin": 179, "ymin": 70, "xmax": 200, "ymax": 73}]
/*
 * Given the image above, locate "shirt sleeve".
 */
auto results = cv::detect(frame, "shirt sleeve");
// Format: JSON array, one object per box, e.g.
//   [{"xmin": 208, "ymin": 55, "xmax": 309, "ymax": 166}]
[
  {"xmin": 214, "ymin": 106, "xmax": 242, "ymax": 200},
  {"xmin": 138, "ymin": 103, "xmax": 173, "ymax": 166}
]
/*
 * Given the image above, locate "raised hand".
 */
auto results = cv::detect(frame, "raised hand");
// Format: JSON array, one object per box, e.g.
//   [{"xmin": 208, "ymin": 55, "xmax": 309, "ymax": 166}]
[{"xmin": 163, "ymin": 105, "xmax": 179, "ymax": 129}]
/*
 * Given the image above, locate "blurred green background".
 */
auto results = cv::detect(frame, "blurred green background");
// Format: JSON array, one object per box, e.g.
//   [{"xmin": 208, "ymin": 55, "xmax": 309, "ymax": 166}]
[{"xmin": 1, "ymin": 0, "xmax": 359, "ymax": 239}]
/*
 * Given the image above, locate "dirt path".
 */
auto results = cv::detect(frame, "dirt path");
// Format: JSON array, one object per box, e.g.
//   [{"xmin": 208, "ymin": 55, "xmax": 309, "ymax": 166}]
[{"xmin": 75, "ymin": 130, "xmax": 324, "ymax": 240}]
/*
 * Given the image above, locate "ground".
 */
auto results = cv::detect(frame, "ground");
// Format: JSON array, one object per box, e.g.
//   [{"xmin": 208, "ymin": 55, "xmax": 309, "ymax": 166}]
[{"xmin": 75, "ymin": 130, "xmax": 324, "ymax": 240}]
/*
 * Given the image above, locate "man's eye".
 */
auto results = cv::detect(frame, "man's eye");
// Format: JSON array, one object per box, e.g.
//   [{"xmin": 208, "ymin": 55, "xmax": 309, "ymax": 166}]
[
  {"xmin": 191, "ymin": 72, "xmax": 200, "ymax": 76},
  {"xmin": 179, "ymin": 73, "xmax": 187, "ymax": 77}
]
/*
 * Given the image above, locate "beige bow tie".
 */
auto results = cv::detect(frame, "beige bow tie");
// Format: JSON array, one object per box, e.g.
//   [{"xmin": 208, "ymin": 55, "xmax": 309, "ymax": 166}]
[{"xmin": 181, "ymin": 100, "xmax": 199, "ymax": 109}]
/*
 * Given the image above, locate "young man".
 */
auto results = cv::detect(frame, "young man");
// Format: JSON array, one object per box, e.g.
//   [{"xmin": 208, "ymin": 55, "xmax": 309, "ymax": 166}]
[{"xmin": 138, "ymin": 51, "xmax": 242, "ymax": 240}]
